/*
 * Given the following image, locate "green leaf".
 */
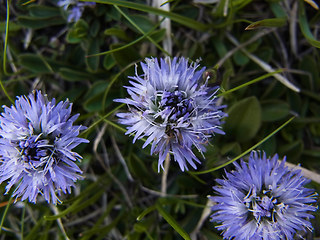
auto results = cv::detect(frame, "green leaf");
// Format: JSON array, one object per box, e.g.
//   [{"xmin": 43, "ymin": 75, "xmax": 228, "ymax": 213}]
[
  {"xmin": 66, "ymin": 19, "xmax": 89, "ymax": 43},
  {"xmin": 114, "ymin": 5, "xmax": 169, "ymax": 55},
  {"xmin": 219, "ymin": 70, "xmax": 284, "ymax": 97},
  {"xmin": 245, "ymin": 17, "xmax": 287, "ymax": 30},
  {"xmin": 111, "ymin": 43, "xmax": 140, "ymax": 67},
  {"xmin": 17, "ymin": 16, "xmax": 65, "ymax": 29},
  {"xmin": 221, "ymin": 142, "xmax": 242, "ymax": 157},
  {"xmin": 90, "ymin": 19, "xmax": 100, "ymax": 37},
  {"xmin": 299, "ymin": 55, "xmax": 320, "ymax": 90},
  {"xmin": 44, "ymin": 177, "xmax": 110, "ymax": 220},
  {"xmin": 83, "ymin": 81, "xmax": 109, "ymax": 112},
  {"xmin": 136, "ymin": 205, "xmax": 157, "ymax": 221},
  {"xmin": 298, "ymin": 1, "xmax": 320, "ymax": 48},
  {"xmin": 127, "ymin": 14, "xmax": 155, "ymax": 33},
  {"xmin": 278, "ymin": 140, "xmax": 304, "ymax": 161},
  {"xmin": 59, "ymin": 68, "xmax": 92, "ymax": 82},
  {"xmin": 27, "ymin": 5, "xmax": 61, "ymax": 18},
  {"xmin": 133, "ymin": 223, "xmax": 154, "ymax": 240},
  {"xmin": 192, "ymin": 116, "xmax": 295, "ymax": 175},
  {"xmin": 0, "ymin": 21, "xmax": 21, "ymax": 32},
  {"xmin": 257, "ymin": 135, "xmax": 276, "ymax": 156},
  {"xmin": 92, "ymin": 0, "xmax": 208, "ymax": 31},
  {"xmin": 103, "ymin": 54, "xmax": 116, "ymax": 70},
  {"xmin": 261, "ymin": 100, "xmax": 290, "ymax": 122},
  {"xmin": 149, "ymin": 29, "xmax": 166, "ymax": 43},
  {"xmin": 92, "ymin": 21, "xmax": 161, "ymax": 58},
  {"xmin": 233, "ymin": 51, "xmax": 249, "ymax": 66},
  {"xmin": 85, "ymin": 38, "xmax": 100, "ymax": 72},
  {"xmin": 225, "ymin": 96, "xmax": 262, "ymax": 142},
  {"xmin": 18, "ymin": 54, "xmax": 59, "ymax": 73},
  {"xmin": 104, "ymin": 27, "xmax": 129, "ymax": 41},
  {"xmin": 270, "ymin": 2, "xmax": 287, "ymax": 18},
  {"xmin": 156, "ymin": 203, "xmax": 191, "ymax": 240}
]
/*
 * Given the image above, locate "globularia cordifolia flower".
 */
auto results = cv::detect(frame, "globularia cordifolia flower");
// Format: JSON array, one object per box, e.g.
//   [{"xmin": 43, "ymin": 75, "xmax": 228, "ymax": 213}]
[
  {"xmin": 115, "ymin": 57, "xmax": 227, "ymax": 171},
  {"xmin": 57, "ymin": 0, "xmax": 95, "ymax": 22},
  {"xmin": 210, "ymin": 151, "xmax": 318, "ymax": 240},
  {"xmin": 0, "ymin": 91, "xmax": 89, "ymax": 204}
]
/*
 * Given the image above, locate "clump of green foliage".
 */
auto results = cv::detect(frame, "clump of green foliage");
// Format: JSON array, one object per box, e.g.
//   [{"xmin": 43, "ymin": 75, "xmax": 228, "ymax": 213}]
[{"xmin": 0, "ymin": 0, "xmax": 319, "ymax": 239}]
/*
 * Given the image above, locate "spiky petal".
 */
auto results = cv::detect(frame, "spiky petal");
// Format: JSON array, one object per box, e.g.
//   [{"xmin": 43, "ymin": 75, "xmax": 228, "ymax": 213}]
[
  {"xmin": 210, "ymin": 151, "xmax": 318, "ymax": 240},
  {"xmin": 115, "ymin": 57, "xmax": 227, "ymax": 171},
  {"xmin": 0, "ymin": 91, "xmax": 89, "ymax": 204}
]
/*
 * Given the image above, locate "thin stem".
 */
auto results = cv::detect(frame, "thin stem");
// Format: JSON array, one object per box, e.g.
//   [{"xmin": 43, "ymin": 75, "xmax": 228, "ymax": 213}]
[
  {"xmin": 50, "ymin": 204, "xmax": 70, "ymax": 240},
  {"xmin": 114, "ymin": 5, "xmax": 170, "ymax": 56},
  {"xmin": 3, "ymin": 0, "xmax": 10, "ymax": 76},
  {"xmin": 161, "ymin": 152, "xmax": 170, "ymax": 197},
  {"xmin": 21, "ymin": 203, "xmax": 26, "ymax": 240},
  {"xmin": 1, "ymin": 0, "xmax": 14, "ymax": 103},
  {"xmin": 0, "ymin": 195, "xmax": 13, "ymax": 234}
]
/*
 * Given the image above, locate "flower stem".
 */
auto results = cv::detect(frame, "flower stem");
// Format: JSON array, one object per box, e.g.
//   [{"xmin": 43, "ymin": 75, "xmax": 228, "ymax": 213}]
[
  {"xmin": 161, "ymin": 152, "xmax": 170, "ymax": 197},
  {"xmin": 0, "ymin": 195, "xmax": 13, "ymax": 234}
]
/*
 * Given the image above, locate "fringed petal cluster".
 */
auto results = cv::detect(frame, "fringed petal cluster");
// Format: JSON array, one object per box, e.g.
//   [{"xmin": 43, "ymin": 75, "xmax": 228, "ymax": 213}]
[
  {"xmin": 0, "ymin": 91, "xmax": 88, "ymax": 204},
  {"xmin": 115, "ymin": 57, "xmax": 227, "ymax": 171},
  {"xmin": 210, "ymin": 151, "xmax": 318, "ymax": 240}
]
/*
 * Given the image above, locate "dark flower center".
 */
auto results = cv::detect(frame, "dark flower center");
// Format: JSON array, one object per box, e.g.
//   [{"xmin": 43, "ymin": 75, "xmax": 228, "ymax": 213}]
[
  {"xmin": 159, "ymin": 90, "xmax": 193, "ymax": 121},
  {"xmin": 251, "ymin": 195, "xmax": 275, "ymax": 219},
  {"xmin": 244, "ymin": 188, "xmax": 286, "ymax": 224},
  {"xmin": 19, "ymin": 135, "xmax": 52, "ymax": 166}
]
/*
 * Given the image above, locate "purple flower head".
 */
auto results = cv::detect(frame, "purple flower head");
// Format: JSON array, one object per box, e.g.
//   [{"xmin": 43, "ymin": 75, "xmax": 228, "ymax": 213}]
[
  {"xmin": 57, "ymin": 0, "xmax": 95, "ymax": 22},
  {"xmin": 0, "ymin": 91, "xmax": 89, "ymax": 204},
  {"xmin": 210, "ymin": 151, "xmax": 318, "ymax": 240},
  {"xmin": 115, "ymin": 57, "xmax": 227, "ymax": 171}
]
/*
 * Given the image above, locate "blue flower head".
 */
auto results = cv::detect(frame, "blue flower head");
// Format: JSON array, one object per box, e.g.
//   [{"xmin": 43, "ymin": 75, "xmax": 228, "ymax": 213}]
[
  {"xmin": 0, "ymin": 91, "xmax": 89, "ymax": 204},
  {"xmin": 57, "ymin": 0, "xmax": 95, "ymax": 22},
  {"xmin": 115, "ymin": 57, "xmax": 227, "ymax": 171},
  {"xmin": 210, "ymin": 151, "xmax": 318, "ymax": 240}
]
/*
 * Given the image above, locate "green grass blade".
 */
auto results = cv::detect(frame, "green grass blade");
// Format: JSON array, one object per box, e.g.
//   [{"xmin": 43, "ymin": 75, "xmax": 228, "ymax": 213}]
[
  {"xmin": 24, "ymin": 213, "xmax": 47, "ymax": 240},
  {"xmin": 80, "ymin": 198, "xmax": 119, "ymax": 240},
  {"xmin": 114, "ymin": 5, "xmax": 170, "ymax": 55},
  {"xmin": 80, "ymin": 103, "xmax": 125, "ymax": 137},
  {"xmin": 83, "ymin": 0, "xmax": 208, "ymax": 31},
  {"xmin": 3, "ymin": 0, "xmax": 10, "ymax": 76},
  {"xmin": 156, "ymin": 202, "xmax": 191, "ymax": 240},
  {"xmin": 87, "ymin": 20, "xmax": 162, "ymax": 58},
  {"xmin": 191, "ymin": 116, "xmax": 296, "ymax": 175},
  {"xmin": 218, "ymin": 69, "xmax": 283, "ymax": 97},
  {"xmin": 136, "ymin": 205, "xmax": 157, "ymax": 221},
  {"xmin": 0, "ymin": 195, "xmax": 13, "ymax": 234},
  {"xmin": 1, "ymin": 0, "xmax": 14, "ymax": 103},
  {"xmin": 102, "ymin": 61, "xmax": 137, "ymax": 112},
  {"xmin": 245, "ymin": 17, "xmax": 287, "ymax": 30},
  {"xmin": 298, "ymin": 1, "xmax": 320, "ymax": 48},
  {"xmin": 44, "ymin": 188, "xmax": 104, "ymax": 220},
  {"xmin": 103, "ymin": 118, "xmax": 127, "ymax": 134},
  {"xmin": 0, "ymin": 75, "xmax": 14, "ymax": 104},
  {"xmin": 186, "ymin": 171, "xmax": 206, "ymax": 185}
]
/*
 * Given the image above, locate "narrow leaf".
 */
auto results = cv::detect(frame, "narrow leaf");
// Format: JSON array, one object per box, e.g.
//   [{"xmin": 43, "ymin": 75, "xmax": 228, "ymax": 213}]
[
  {"xmin": 86, "ymin": 0, "xmax": 208, "ymax": 31},
  {"xmin": 298, "ymin": 1, "xmax": 320, "ymax": 48},
  {"xmin": 156, "ymin": 203, "xmax": 191, "ymax": 240},
  {"xmin": 245, "ymin": 17, "xmax": 286, "ymax": 30},
  {"xmin": 136, "ymin": 205, "xmax": 157, "ymax": 221},
  {"xmin": 192, "ymin": 116, "xmax": 296, "ymax": 175}
]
